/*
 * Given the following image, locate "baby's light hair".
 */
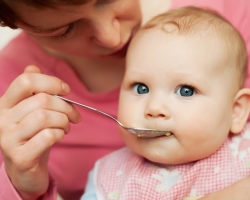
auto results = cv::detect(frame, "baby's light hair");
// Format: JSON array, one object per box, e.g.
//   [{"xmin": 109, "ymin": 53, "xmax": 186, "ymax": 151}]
[{"xmin": 142, "ymin": 6, "xmax": 248, "ymax": 90}]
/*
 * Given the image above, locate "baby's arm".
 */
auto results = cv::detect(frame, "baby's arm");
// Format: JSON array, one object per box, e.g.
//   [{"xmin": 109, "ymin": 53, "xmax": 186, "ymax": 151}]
[{"xmin": 200, "ymin": 178, "xmax": 250, "ymax": 200}]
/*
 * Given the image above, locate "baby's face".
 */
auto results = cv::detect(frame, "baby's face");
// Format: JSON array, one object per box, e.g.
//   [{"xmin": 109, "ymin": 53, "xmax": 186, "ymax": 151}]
[{"xmin": 118, "ymin": 28, "xmax": 236, "ymax": 164}]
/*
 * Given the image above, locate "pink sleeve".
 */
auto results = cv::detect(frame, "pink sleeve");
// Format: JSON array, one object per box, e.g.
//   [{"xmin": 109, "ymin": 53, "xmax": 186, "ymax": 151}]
[{"xmin": 0, "ymin": 163, "xmax": 57, "ymax": 200}]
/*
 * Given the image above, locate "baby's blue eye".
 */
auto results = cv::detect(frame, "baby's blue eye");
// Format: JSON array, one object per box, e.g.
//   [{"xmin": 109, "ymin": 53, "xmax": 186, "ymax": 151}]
[
  {"xmin": 176, "ymin": 86, "xmax": 194, "ymax": 97},
  {"xmin": 133, "ymin": 84, "xmax": 149, "ymax": 94}
]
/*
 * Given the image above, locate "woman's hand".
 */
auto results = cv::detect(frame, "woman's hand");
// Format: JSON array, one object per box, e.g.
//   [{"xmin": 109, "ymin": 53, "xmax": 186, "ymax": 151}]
[{"xmin": 0, "ymin": 65, "xmax": 81, "ymax": 200}]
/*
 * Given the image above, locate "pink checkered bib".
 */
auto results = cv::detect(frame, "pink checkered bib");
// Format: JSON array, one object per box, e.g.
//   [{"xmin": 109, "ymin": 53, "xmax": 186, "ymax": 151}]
[{"xmin": 93, "ymin": 123, "xmax": 250, "ymax": 200}]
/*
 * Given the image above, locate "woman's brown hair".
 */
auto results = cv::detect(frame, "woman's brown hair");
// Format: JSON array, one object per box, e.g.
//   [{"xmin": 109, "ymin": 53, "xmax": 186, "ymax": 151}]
[{"xmin": 0, "ymin": 0, "xmax": 91, "ymax": 29}]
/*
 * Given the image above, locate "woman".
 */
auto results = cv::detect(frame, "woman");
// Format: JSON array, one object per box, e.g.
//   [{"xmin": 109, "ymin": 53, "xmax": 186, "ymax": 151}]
[{"xmin": 0, "ymin": 0, "xmax": 249, "ymax": 199}]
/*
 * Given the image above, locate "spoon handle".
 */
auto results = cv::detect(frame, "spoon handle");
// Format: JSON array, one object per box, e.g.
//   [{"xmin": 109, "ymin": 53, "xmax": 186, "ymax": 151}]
[
  {"xmin": 54, "ymin": 95, "xmax": 123, "ymax": 127},
  {"xmin": 55, "ymin": 95, "xmax": 170, "ymax": 138}
]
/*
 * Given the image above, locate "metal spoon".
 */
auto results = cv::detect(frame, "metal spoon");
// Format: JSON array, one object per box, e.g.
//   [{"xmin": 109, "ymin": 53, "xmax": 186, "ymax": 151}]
[{"xmin": 55, "ymin": 95, "xmax": 172, "ymax": 138}]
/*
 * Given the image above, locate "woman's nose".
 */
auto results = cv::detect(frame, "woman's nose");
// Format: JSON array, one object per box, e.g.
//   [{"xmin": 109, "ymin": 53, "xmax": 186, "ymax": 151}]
[{"xmin": 92, "ymin": 18, "xmax": 121, "ymax": 48}]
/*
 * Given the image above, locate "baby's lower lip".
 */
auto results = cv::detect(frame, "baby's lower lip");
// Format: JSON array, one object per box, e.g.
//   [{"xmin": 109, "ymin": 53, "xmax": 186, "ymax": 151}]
[
  {"xmin": 137, "ymin": 131, "xmax": 173, "ymax": 138},
  {"xmin": 157, "ymin": 131, "xmax": 173, "ymax": 138},
  {"xmin": 164, "ymin": 132, "xmax": 172, "ymax": 137}
]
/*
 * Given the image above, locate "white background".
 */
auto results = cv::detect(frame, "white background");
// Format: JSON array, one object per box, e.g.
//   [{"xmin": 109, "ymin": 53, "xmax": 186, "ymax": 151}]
[{"xmin": 0, "ymin": 27, "xmax": 21, "ymax": 50}]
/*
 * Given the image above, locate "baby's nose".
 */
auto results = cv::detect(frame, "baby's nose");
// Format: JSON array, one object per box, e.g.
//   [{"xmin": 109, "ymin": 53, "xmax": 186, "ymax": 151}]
[{"xmin": 145, "ymin": 104, "xmax": 171, "ymax": 119}]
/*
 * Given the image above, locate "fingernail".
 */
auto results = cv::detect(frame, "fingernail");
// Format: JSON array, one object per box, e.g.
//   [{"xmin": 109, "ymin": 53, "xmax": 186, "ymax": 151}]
[{"xmin": 62, "ymin": 82, "xmax": 70, "ymax": 93}]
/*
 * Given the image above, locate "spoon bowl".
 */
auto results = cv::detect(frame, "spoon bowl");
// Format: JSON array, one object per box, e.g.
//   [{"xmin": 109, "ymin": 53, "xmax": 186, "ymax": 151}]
[{"xmin": 55, "ymin": 95, "xmax": 171, "ymax": 138}]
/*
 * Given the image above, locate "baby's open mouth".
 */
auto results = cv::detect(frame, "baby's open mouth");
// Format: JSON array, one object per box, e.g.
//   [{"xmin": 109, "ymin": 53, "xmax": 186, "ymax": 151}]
[{"xmin": 137, "ymin": 131, "xmax": 173, "ymax": 138}]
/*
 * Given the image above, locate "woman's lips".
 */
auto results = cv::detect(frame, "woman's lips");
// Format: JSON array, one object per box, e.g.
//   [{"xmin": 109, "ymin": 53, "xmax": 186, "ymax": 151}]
[
  {"xmin": 107, "ymin": 39, "xmax": 131, "ymax": 57},
  {"xmin": 106, "ymin": 31, "xmax": 135, "ymax": 57}
]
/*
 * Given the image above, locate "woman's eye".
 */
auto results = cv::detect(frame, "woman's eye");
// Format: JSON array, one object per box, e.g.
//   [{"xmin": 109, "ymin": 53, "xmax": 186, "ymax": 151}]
[
  {"xmin": 133, "ymin": 83, "xmax": 149, "ymax": 94},
  {"xmin": 96, "ymin": 0, "xmax": 115, "ymax": 5},
  {"xmin": 51, "ymin": 23, "xmax": 74, "ymax": 40},
  {"xmin": 176, "ymin": 86, "xmax": 195, "ymax": 97}
]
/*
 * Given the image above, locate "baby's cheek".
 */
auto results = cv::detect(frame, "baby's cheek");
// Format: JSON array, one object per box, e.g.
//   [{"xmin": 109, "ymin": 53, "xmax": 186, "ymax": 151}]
[
  {"xmin": 118, "ymin": 108, "xmax": 134, "ymax": 127},
  {"xmin": 118, "ymin": 126, "xmax": 134, "ymax": 143}
]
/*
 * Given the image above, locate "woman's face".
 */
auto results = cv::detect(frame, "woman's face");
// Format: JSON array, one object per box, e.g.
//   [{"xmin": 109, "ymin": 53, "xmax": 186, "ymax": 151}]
[{"xmin": 11, "ymin": 0, "xmax": 142, "ymax": 58}]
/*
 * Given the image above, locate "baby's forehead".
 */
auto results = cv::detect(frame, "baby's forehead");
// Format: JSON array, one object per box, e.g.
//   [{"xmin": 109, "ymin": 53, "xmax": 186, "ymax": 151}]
[
  {"xmin": 128, "ymin": 6, "xmax": 247, "ymax": 90},
  {"xmin": 132, "ymin": 27, "xmax": 229, "ymax": 60},
  {"xmin": 127, "ymin": 27, "xmax": 240, "ymax": 87},
  {"xmin": 137, "ymin": 23, "xmax": 227, "ymax": 44}
]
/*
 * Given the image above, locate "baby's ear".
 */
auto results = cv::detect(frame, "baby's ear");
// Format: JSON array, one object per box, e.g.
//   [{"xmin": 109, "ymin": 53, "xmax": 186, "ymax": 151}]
[{"xmin": 230, "ymin": 88, "xmax": 250, "ymax": 134}]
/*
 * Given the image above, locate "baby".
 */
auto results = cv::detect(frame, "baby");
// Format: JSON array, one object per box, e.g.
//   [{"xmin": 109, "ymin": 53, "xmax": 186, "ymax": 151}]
[{"xmin": 82, "ymin": 6, "xmax": 250, "ymax": 200}]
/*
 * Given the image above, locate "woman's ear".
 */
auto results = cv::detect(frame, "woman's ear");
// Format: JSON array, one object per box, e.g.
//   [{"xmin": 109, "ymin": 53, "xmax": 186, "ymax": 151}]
[{"xmin": 230, "ymin": 88, "xmax": 250, "ymax": 134}]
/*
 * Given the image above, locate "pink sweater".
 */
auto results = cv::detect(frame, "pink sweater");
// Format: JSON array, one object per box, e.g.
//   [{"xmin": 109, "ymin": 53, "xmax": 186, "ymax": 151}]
[{"xmin": 0, "ymin": 0, "xmax": 250, "ymax": 199}]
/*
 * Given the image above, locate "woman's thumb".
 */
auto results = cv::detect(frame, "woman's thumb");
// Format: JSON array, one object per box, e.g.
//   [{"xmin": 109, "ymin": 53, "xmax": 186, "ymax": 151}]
[{"xmin": 24, "ymin": 65, "xmax": 43, "ymax": 73}]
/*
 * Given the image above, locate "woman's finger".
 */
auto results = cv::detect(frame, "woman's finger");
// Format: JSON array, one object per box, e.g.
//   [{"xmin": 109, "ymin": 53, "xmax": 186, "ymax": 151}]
[
  {"xmin": 7, "ymin": 93, "xmax": 81, "ymax": 125},
  {"xmin": 0, "ymin": 73, "xmax": 70, "ymax": 110},
  {"xmin": 17, "ymin": 128, "xmax": 65, "ymax": 163},
  {"xmin": 23, "ymin": 65, "xmax": 43, "ymax": 73},
  {"xmin": 9, "ymin": 109, "xmax": 71, "ymax": 144}
]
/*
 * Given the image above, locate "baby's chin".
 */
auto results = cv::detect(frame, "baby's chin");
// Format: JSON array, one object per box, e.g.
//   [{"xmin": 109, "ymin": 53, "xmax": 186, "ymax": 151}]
[
  {"xmin": 139, "ymin": 148, "xmax": 198, "ymax": 165},
  {"xmin": 138, "ymin": 149, "xmax": 185, "ymax": 165},
  {"xmin": 125, "ymin": 135, "xmax": 204, "ymax": 165},
  {"xmin": 125, "ymin": 135, "xmax": 181, "ymax": 164}
]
